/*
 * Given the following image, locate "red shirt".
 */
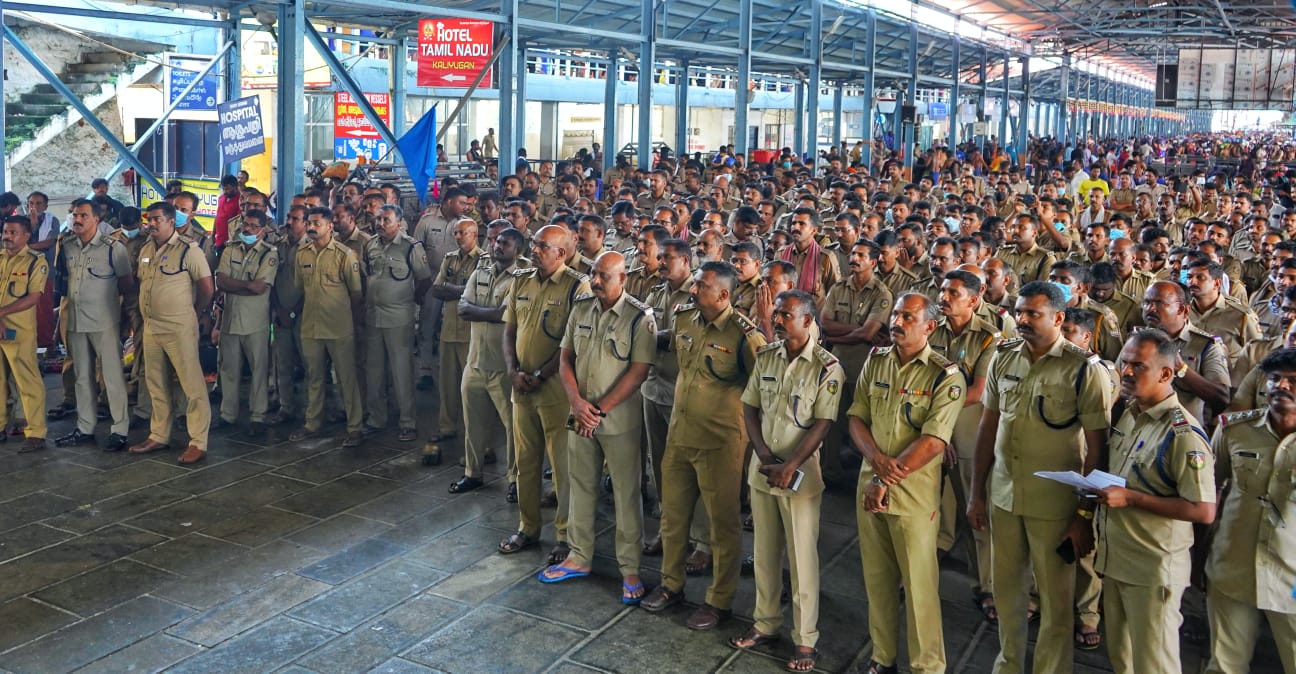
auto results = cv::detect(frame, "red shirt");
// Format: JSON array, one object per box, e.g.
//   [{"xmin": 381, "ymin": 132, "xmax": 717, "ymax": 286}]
[{"xmin": 212, "ymin": 193, "xmax": 240, "ymax": 247}]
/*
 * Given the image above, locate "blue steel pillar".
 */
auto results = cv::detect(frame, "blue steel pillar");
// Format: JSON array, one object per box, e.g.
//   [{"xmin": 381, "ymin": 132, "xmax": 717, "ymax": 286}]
[
  {"xmin": 860, "ymin": 10, "xmax": 876, "ymax": 170},
  {"xmin": 735, "ymin": 0, "xmax": 751, "ymax": 156},
  {"xmin": 225, "ymin": 13, "xmax": 241, "ymax": 175},
  {"xmin": 392, "ymin": 37, "xmax": 407, "ymax": 136},
  {"xmin": 603, "ymin": 58, "xmax": 617, "ymax": 172},
  {"xmin": 902, "ymin": 22, "xmax": 917, "ymax": 173},
  {"xmin": 793, "ymin": 84, "xmax": 805, "ymax": 156},
  {"xmin": 977, "ymin": 48, "xmax": 988, "ymax": 154},
  {"xmin": 949, "ymin": 34, "xmax": 961, "ymax": 151},
  {"xmin": 1057, "ymin": 54, "xmax": 1069, "ymax": 143},
  {"xmin": 637, "ymin": 0, "xmax": 654, "ymax": 170},
  {"xmin": 675, "ymin": 62, "xmax": 689, "ymax": 160},
  {"xmin": 1016, "ymin": 55, "xmax": 1029, "ymax": 163},
  {"xmin": 276, "ymin": 0, "xmax": 304, "ymax": 203},
  {"xmin": 499, "ymin": 0, "xmax": 518, "ymax": 174},
  {"xmin": 998, "ymin": 50, "xmax": 1009, "ymax": 153},
  {"xmin": 516, "ymin": 41, "xmax": 527, "ymax": 157},
  {"xmin": 831, "ymin": 83, "xmax": 843, "ymax": 151},
  {"xmin": 0, "ymin": 0, "xmax": 6, "ymax": 189},
  {"xmin": 806, "ymin": 0, "xmax": 822, "ymax": 160}
]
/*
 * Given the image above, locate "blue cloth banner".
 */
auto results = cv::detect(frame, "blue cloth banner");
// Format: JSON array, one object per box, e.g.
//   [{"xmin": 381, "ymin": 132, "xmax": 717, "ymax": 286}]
[{"xmin": 398, "ymin": 105, "xmax": 438, "ymax": 203}]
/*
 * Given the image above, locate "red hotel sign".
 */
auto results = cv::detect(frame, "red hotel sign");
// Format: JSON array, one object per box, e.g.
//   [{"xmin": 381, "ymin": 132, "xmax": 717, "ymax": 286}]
[{"xmin": 417, "ymin": 19, "xmax": 494, "ymax": 88}]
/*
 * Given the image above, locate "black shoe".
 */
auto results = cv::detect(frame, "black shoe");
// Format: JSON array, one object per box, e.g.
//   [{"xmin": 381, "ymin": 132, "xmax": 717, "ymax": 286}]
[
  {"xmin": 102, "ymin": 433, "xmax": 129, "ymax": 452},
  {"xmin": 449, "ymin": 476, "xmax": 484, "ymax": 494},
  {"xmin": 210, "ymin": 417, "xmax": 235, "ymax": 431},
  {"xmin": 416, "ymin": 375, "xmax": 435, "ymax": 391},
  {"xmin": 506, "ymin": 482, "xmax": 518, "ymax": 503},
  {"xmin": 54, "ymin": 429, "xmax": 96, "ymax": 447},
  {"xmin": 46, "ymin": 401, "xmax": 75, "ymax": 420}
]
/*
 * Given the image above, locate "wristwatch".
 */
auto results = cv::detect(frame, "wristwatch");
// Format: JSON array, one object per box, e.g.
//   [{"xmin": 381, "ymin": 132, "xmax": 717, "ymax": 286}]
[
  {"xmin": 532, "ymin": 369, "xmax": 545, "ymax": 380},
  {"xmin": 1174, "ymin": 362, "xmax": 1189, "ymax": 379},
  {"xmin": 870, "ymin": 475, "xmax": 886, "ymax": 487}
]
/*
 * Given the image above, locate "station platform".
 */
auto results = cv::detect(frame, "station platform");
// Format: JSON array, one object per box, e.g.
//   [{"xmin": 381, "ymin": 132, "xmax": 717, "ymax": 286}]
[{"xmin": 0, "ymin": 374, "xmax": 1285, "ymax": 673}]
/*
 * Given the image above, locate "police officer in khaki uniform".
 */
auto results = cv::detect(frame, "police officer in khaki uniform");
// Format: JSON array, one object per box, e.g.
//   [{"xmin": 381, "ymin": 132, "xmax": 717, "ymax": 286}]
[
  {"xmin": 496, "ymin": 225, "xmax": 591, "ymax": 564},
  {"xmin": 128, "ymin": 203, "xmax": 215, "ymax": 464},
  {"xmin": 1048, "ymin": 260, "xmax": 1125, "ymax": 362},
  {"xmin": 849, "ymin": 293, "xmax": 964, "ymax": 674},
  {"xmin": 1207, "ymin": 348, "xmax": 1296, "ymax": 674},
  {"xmin": 729, "ymin": 289, "xmax": 842, "ymax": 672},
  {"xmin": 538, "ymin": 252, "xmax": 656, "ymax": 604},
  {"xmin": 996, "ymin": 214, "xmax": 1057, "ymax": 285},
  {"xmin": 1092, "ymin": 329, "xmax": 1216, "ymax": 674},
  {"xmin": 453, "ymin": 226, "xmax": 527, "ymax": 496},
  {"xmin": 626, "ymin": 225, "xmax": 667, "ymax": 302},
  {"xmin": 931, "ymin": 270, "xmax": 1002, "ymax": 617},
  {"xmin": 425, "ymin": 218, "xmax": 484, "ymax": 458},
  {"xmin": 1186, "ymin": 258, "xmax": 1263, "ymax": 366},
  {"xmin": 110, "ymin": 212, "xmax": 148, "ymax": 420},
  {"xmin": 270, "ymin": 205, "xmax": 308, "ymax": 425},
  {"xmin": 1140, "ymin": 281, "xmax": 1231, "ymax": 424},
  {"xmin": 640, "ymin": 261, "xmax": 765, "ymax": 632},
  {"xmin": 968, "ymin": 281, "xmax": 1114, "ymax": 674},
  {"xmin": 289, "ymin": 207, "xmax": 364, "ymax": 448},
  {"xmin": 0, "ymin": 216, "xmax": 49, "ymax": 452},
  {"xmin": 414, "ymin": 187, "xmax": 474, "ymax": 389},
  {"xmin": 213, "ymin": 209, "xmax": 278, "ymax": 435},
  {"xmin": 729, "ymin": 241, "xmax": 762, "ymax": 316},
  {"xmin": 54, "ymin": 199, "xmax": 132, "ymax": 451},
  {"xmin": 820, "ymin": 239, "xmax": 892, "ymax": 478},
  {"xmin": 362, "ymin": 204, "xmax": 432, "ymax": 441}
]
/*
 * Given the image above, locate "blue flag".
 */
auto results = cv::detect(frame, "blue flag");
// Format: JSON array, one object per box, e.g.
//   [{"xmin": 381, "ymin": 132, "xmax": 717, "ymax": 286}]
[{"xmin": 398, "ymin": 105, "xmax": 437, "ymax": 203}]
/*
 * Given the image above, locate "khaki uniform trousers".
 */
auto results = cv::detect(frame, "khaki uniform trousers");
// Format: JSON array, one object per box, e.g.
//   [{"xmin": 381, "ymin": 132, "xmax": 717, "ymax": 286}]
[
  {"xmin": 274, "ymin": 322, "xmax": 303, "ymax": 418},
  {"xmin": 643, "ymin": 398, "xmax": 709, "ymax": 550},
  {"xmin": 0, "ymin": 336, "xmax": 45, "ymax": 439},
  {"xmin": 937, "ymin": 402, "xmax": 993, "ymax": 593},
  {"xmin": 659, "ymin": 441, "xmax": 744, "ymax": 609},
  {"xmin": 513, "ymin": 380, "xmax": 571, "ymax": 540},
  {"xmin": 417, "ymin": 295, "xmax": 443, "ymax": 377},
  {"xmin": 566, "ymin": 426, "xmax": 644, "ymax": 575},
  {"xmin": 989, "ymin": 506, "xmax": 1075, "ymax": 674},
  {"xmin": 461, "ymin": 368, "xmax": 514, "ymax": 480},
  {"xmin": 1206, "ymin": 585, "xmax": 1296, "ymax": 674},
  {"xmin": 858, "ymin": 503, "xmax": 946, "ymax": 673},
  {"xmin": 365, "ymin": 325, "xmax": 416, "ymax": 430},
  {"xmin": 438, "ymin": 341, "xmax": 468, "ymax": 436},
  {"xmin": 143, "ymin": 326, "xmax": 209, "ymax": 450},
  {"xmin": 1074, "ymin": 546, "xmax": 1102, "ymax": 631},
  {"xmin": 69, "ymin": 328, "xmax": 128, "ymax": 435},
  {"xmin": 751, "ymin": 487, "xmax": 821, "ymax": 648},
  {"xmin": 301, "ymin": 335, "xmax": 362, "ymax": 434},
  {"xmin": 217, "ymin": 330, "xmax": 269, "ymax": 424},
  {"xmin": 821, "ymin": 377, "xmax": 858, "ymax": 483},
  {"xmin": 1104, "ymin": 578, "xmax": 1185, "ymax": 674}
]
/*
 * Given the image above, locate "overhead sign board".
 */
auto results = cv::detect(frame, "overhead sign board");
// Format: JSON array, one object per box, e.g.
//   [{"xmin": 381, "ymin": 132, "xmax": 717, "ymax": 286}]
[
  {"xmin": 417, "ymin": 19, "xmax": 494, "ymax": 88},
  {"xmin": 166, "ymin": 54, "xmax": 219, "ymax": 112},
  {"xmin": 334, "ymin": 91, "xmax": 392, "ymax": 161},
  {"xmin": 218, "ymin": 96, "xmax": 266, "ymax": 162},
  {"xmin": 1159, "ymin": 48, "xmax": 1296, "ymax": 111}
]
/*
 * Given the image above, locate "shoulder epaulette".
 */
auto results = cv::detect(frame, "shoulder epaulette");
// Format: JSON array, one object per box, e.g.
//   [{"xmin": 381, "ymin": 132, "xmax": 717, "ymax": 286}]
[
  {"xmin": 511, "ymin": 266, "xmax": 537, "ymax": 277},
  {"xmin": 870, "ymin": 345, "xmax": 893, "ymax": 355},
  {"xmin": 628, "ymin": 265, "xmax": 644, "ymax": 274},
  {"xmin": 733, "ymin": 311, "xmax": 759, "ymax": 335},
  {"xmin": 813, "ymin": 344, "xmax": 838, "ymax": 367},
  {"xmin": 1060, "ymin": 339, "xmax": 1102, "ymax": 365},
  {"xmin": 995, "ymin": 306, "xmax": 1011, "ymax": 317},
  {"xmin": 562, "ymin": 266, "xmax": 589, "ymax": 283},
  {"xmin": 1219, "ymin": 408, "xmax": 1265, "ymax": 427},
  {"xmin": 757, "ymin": 341, "xmax": 783, "ymax": 355},
  {"xmin": 930, "ymin": 350, "xmax": 960, "ymax": 375},
  {"xmin": 572, "ymin": 292, "xmax": 595, "ymax": 303},
  {"xmin": 997, "ymin": 337, "xmax": 1024, "ymax": 350},
  {"xmin": 674, "ymin": 302, "xmax": 697, "ymax": 314},
  {"xmin": 624, "ymin": 294, "xmax": 652, "ymax": 316}
]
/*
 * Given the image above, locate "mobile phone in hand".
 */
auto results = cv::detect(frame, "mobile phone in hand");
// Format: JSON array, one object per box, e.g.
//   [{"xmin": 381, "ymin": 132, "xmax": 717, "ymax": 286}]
[{"xmin": 789, "ymin": 469, "xmax": 805, "ymax": 492}]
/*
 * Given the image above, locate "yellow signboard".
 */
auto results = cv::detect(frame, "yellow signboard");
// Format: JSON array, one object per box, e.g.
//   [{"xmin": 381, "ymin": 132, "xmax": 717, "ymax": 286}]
[{"xmin": 139, "ymin": 178, "xmax": 223, "ymax": 227}]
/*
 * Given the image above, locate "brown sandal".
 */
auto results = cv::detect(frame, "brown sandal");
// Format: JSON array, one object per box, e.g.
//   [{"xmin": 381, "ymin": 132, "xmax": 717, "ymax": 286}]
[
  {"xmin": 727, "ymin": 628, "xmax": 780, "ymax": 650},
  {"xmin": 786, "ymin": 647, "xmax": 818, "ymax": 672}
]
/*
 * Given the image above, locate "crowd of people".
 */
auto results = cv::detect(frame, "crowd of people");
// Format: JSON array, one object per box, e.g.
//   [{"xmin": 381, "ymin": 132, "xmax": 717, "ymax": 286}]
[{"xmin": 1, "ymin": 129, "xmax": 1295, "ymax": 673}]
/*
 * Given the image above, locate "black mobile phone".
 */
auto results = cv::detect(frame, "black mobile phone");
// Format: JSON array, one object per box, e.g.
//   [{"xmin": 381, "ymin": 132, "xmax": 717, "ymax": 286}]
[{"xmin": 1056, "ymin": 537, "xmax": 1077, "ymax": 564}]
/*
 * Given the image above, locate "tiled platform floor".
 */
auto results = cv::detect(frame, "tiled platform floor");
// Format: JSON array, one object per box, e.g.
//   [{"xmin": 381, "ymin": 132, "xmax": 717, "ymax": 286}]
[{"xmin": 0, "ymin": 376, "xmax": 1285, "ymax": 673}]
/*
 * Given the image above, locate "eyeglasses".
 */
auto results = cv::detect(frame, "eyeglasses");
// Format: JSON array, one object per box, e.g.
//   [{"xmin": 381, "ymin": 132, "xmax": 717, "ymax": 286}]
[
  {"xmin": 652, "ymin": 219, "xmax": 673, "ymax": 226},
  {"xmin": 730, "ymin": 257, "xmax": 754, "ymax": 265}
]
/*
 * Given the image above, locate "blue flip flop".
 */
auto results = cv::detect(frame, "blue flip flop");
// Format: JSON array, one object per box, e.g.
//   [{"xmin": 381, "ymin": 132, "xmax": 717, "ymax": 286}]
[
  {"xmin": 621, "ymin": 580, "xmax": 646, "ymax": 605},
  {"xmin": 537, "ymin": 564, "xmax": 590, "ymax": 584}
]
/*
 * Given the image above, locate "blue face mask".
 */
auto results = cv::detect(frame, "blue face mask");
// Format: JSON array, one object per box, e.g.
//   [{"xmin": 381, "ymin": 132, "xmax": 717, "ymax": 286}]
[
  {"xmin": 1051, "ymin": 281, "xmax": 1073, "ymax": 304},
  {"xmin": 175, "ymin": 211, "xmax": 188, "ymax": 227},
  {"xmin": 239, "ymin": 233, "xmax": 258, "ymax": 246},
  {"xmin": 944, "ymin": 216, "xmax": 960, "ymax": 232},
  {"xmin": 123, "ymin": 227, "xmax": 140, "ymax": 239},
  {"xmin": 1179, "ymin": 269, "xmax": 1189, "ymax": 285}
]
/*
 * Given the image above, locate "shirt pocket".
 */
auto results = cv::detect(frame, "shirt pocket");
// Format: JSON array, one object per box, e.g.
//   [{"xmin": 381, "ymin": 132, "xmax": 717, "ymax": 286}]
[
  {"xmin": 703, "ymin": 346, "xmax": 741, "ymax": 382},
  {"xmin": 607, "ymin": 332, "xmax": 633, "ymax": 362},
  {"xmin": 1035, "ymin": 382, "xmax": 1079, "ymax": 430},
  {"xmin": 900, "ymin": 392, "xmax": 933, "ymax": 431},
  {"xmin": 1230, "ymin": 451, "xmax": 1265, "ymax": 495},
  {"xmin": 791, "ymin": 388, "xmax": 818, "ymax": 429}
]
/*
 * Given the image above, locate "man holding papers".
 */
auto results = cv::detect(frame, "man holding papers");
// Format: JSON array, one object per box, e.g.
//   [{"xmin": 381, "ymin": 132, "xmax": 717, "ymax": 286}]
[{"xmin": 1094, "ymin": 329, "xmax": 1217, "ymax": 674}]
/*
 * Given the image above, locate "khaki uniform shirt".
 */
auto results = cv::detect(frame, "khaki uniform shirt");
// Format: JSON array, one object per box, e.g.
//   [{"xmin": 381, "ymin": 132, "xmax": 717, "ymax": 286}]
[
  {"xmin": 1209, "ymin": 409, "xmax": 1296, "ymax": 612},
  {"xmin": 561, "ymin": 291, "xmax": 657, "ymax": 435},
  {"xmin": 1190, "ymin": 293, "xmax": 1262, "ymax": 365},
  {"xmin": 109, "ymin": 229, "xmax": 146, "ymax": 323},
  {"xmin": 877, "ymin": 264, "xmax": 920, "ymax": 297},
  {"xmin": 363, "ymin": 234, "xmax": 433, "ymax": 329},
  {"xmin": 823, "ymin": 275, "xmax": 893, "ymax": 382},
  {"xmin": 62, "ymin": 232, "xmax": 130, "ymax": 333},
  {"xmin": 1097, "ymin": 395, "xmax": 1215, "ymax": 587},
  {"xmin": 636, "ymin": 192, "xmax": 671, "ymax": 214},
  {"xmin": 985, "ymin": 336, "xmax": 1114, "ymax": 519},
  {"xmin": 732, "ymin": 276, "xmax": 761, "ymax": 317},
  {"xmin": 502, "ymin": 264, "xmax": 591, "ymax": 374},
  {"xmin": 642, "ymin": 276, "xmax": 696, "ymax": 406},
  {"xmin": 294, "ymin": 239, "xmax": 362, "ymax": 340},
  {"xmin": 977, "ymin": 302, "xmax": 1019, "ymax": 339},
  {"xmin": 337, "ymin": 228, "xmax": 372, "ymax": 275},
  {"xmin": 215, "ymin": 240, "xmax": 278, "ymax": 335},
  {"xmin": 413, "ymin": 209, "xmax": 460, "ymax": 270},
  {"xmin": 1161, "ymin": 323, "xmax": 1231, "ymax": 423},
  {"xmin": 224, "ymin": 214, "xmax": 244, "ymax": 245},
  {"xmin": 435, "ymin": 246, "xmax": 486, "ymax": 342},
  {"xmin": 1117, "ymin": 269, "xmax": 1155, "ymax": 302},
  {"xmin": 138, "ymin": 233, "xmax": 210, "ymax": 334},
  {"xmin": 175, "ymin": 223, "xmax": 216, "ymax": 270},
  {"xmin": 996, "ymin": 243, "xmax": 1057, "ymax": 285},
  {"xmin": 848, "ymin": 344, "xmax": 966, "ymax": 516},
  {"xmin": 666, "ymin": 304, "xmax": 764, "ymax": 448},
  {"xmin": 625, "ymin": 266, "xmax": 663, "ymax": 303},
  {"xmin": 742, "ymin": 340, "xmax": 845, "ymax": 497},
  {"xmin": 929, "ymin": 315, "xmax": 1002, "ymax": 386},
  {"xmin": 1100, "ymin": 290, "xmax": 1143, "ymax": 335},
  {"xmin": 784, "ymin": 245, "xmax": 841, "ymax": 306},
  {"xmin": 273, "ymin": 236, "xmax": 305, "ymax": 316},
  {"xmin": 463, "ymin": 259, "xmax": 524, "ymax": 372},
  {"xmin": 1077, "ymin": 297, "xmax": 1125, "ymax": 363}
]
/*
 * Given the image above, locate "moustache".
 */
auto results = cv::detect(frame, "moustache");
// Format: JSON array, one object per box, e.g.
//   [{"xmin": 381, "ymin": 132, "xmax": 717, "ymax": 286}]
[{"xmin": 889, "ymin": 327, "xmax": 905, "ymax": 337}]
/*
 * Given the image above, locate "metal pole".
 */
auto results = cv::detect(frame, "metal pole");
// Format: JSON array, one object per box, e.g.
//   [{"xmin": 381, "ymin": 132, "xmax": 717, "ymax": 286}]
[
  {"xmin": 675, "ymin": 61, "xmax": 689, "ymax": 160},
  {"xmin": 903, "ymin": 22, "xmax": 917, "ymax": 175},
  {"xmin": 1016, "ymin": 55, "xmax": 1029, "ymax": 164},
  {"xmin": 603, "ymin": 57, "xmax": 617, "ymax": 173},
  {"xmin": 1058, "ymin": 54, "xmax": 1069, "ymax": 143},
  {"xmin": 225, "ymin": 14, "xmax": 242, "ymax": 176},
  {"xmin": 1, "ymin": 0, "xmax": 7, "ymax": 191},
  {"xmin": 516, "ymin": 41, "xmax": 527, "ymax": 156},
  {"xmin": 499, "ymin": 0, "xmax": 517, "ymax": 174},
  {"xmin": 998, "ymin": 50, "xmax": 1009, "ymax": 156},
  {"xmin": 392, "ymin": 37, "xmax": 407, "ymax": 136},
  {"xmin": 806, "ymin": 0, "xmax": 822, "ymax": 161},
  {"xmin": 2, "ymin": 24, "xmax": 165, "ymax": 195},
  {"xmin": 637, "ymin": 0, "xmax": 654, "ymax": 170},
  {"xmin": 275, "ymin": 0, "xmax": 304, "ymax": 203},
  {"xmin": 978, "ymin": 47, "xmax": 988, "ymax": 155},
  {"xmin": 831, "ymin": 83, "xmax": 843, "ymax": 151},
  {"xmin": 793, "ymin": 83, "xmax": 805, "ymax": 156},
  {"xmin": 860, "ymin": 10, "xmax": 876, "ymax": 171},
  {"xmin": 949, "ymin": 34, "xmax": 960, "ymax": 152},
  {"xmin": 734, "ymin": 0, "xmax": 752, "ymax": 157},
  {"xmin": 106, "ymin": 41, "xmax": 235, "ymax": 181}
]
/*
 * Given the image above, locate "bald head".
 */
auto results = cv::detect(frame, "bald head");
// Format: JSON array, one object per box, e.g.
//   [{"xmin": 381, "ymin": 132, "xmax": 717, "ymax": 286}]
[
  {"xmin": 955, "ymin": 263, "xmax": 986, "ymax": 282},
  {"xmin": 590, "ymin": 251, "xmax": 628, "ymax": 306},
  {"xmin": 532, "ymin": 224, "xmax": 572, "ymax": 275}
]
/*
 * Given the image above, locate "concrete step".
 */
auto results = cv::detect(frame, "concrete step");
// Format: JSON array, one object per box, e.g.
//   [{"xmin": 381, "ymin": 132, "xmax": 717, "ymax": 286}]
[
  {"xmin": 62, "ymin": 71, "xmax": 112, "ymax": 84},
  {"xmin": 19, "ymin": 92, "xmax": 64, "ymax": 106},
  {"xmin": 82, "ymin": 51, "xmax": 128, "ymax": 64},
  {"xmin": 66, "ymin": 62, "xmax": 120, "ymax": 74},
  {"xmin": 9, "ymin": 103, "xmax": 66, "ymax": 117},
  {"xmin": 33, "ymin": 82, "xmax": 99, "ymax": 95}
]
